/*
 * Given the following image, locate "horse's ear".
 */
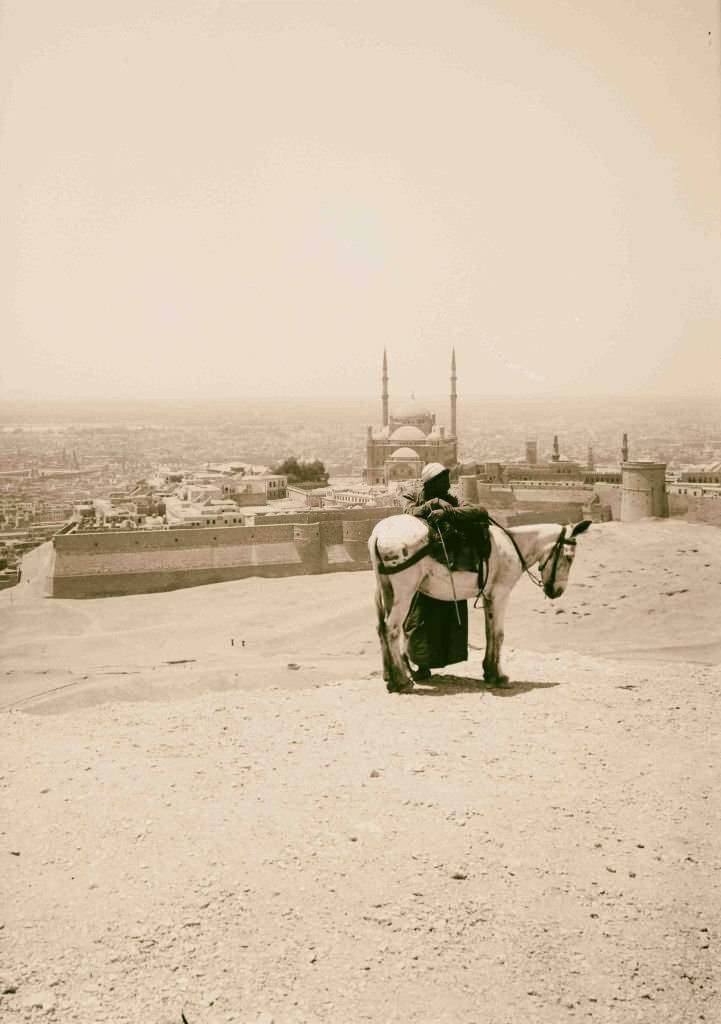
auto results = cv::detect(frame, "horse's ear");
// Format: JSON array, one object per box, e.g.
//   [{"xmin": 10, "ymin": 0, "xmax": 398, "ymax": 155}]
[{"xmin": 571, "ymin": 519, "xmax": 592, "ymax": 537}]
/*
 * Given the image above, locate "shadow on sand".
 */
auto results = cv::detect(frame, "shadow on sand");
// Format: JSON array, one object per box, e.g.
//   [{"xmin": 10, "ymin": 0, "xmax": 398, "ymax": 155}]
[{"xmin": 411, "ymin": 674, "xmax": 561, "ymax": 697}]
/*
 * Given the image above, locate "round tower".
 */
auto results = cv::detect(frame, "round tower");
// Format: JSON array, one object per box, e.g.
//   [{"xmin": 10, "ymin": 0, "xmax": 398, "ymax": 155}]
[
  {"xmin": 459, "ymin": 475, "xmax": 479, "ymax": 504},
  {"xmin": 620, "ymin": 462, "xmax": 668, "ymax": 522}
]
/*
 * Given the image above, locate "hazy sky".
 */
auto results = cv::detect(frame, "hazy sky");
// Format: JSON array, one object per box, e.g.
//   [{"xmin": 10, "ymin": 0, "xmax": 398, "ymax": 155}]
[{"xmin": 1, "ymin": 1, "xmax": 720, "ymax": 401}]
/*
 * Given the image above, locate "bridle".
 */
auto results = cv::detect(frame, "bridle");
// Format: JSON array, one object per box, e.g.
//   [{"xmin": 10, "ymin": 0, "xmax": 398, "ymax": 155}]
[
  {"xmin": 536, "ymin": 526, "xmax": 577, "ymax": 593},
  {"xmin": 489, "ymin": 517, "xmax": 576, "ymax": 593}
]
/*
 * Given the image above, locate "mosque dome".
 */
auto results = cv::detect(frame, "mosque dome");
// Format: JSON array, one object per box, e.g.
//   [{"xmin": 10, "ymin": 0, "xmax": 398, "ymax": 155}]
[
  {"xmin": 389, "ymin": 425, "xmax": 426, "ymax": 442},
  {"xmin": 389, "ymin": 447, "xmax": 420, "ymax": 460}
]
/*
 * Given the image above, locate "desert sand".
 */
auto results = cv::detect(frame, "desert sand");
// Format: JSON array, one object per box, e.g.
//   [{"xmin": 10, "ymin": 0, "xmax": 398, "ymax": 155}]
[{"xmin": 1, "ymin": 519, "xmax": 720, "ymax": 1023}]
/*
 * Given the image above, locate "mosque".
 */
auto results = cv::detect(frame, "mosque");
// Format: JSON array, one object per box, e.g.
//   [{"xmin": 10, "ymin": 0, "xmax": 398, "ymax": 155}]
[{"xmin": 364, "ymin": 350, "xmax": 459, "ymax": 485}]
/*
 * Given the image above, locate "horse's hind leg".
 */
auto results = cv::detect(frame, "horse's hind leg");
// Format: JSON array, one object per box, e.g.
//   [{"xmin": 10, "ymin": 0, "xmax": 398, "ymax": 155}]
[
  {"xmin": 375, "ymin": 583, "xmax": 395, "ymax": 685},
  {"xmin": 382, "ymin": 580, "xmax": 415, "ymax": 694},
  {"xmin": 483, "ymin": 588, "xmax": 511, "ymax": 686}
]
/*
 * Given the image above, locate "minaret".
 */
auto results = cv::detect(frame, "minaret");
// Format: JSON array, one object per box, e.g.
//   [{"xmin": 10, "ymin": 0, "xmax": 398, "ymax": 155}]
[
  {"xmin": 382, "ymin": 349, "xmax": 389, "ymax": 429},
  {"xmin": 450, "ymin": 348, "xmax": 457, "ymax": 437},
  {"xmin": 552, "ymin": 435, "xmax": 560, "ymax": 462},
  {"xmin": 622, "ymin": 432, "xmax": 629, "ymax": 463}
]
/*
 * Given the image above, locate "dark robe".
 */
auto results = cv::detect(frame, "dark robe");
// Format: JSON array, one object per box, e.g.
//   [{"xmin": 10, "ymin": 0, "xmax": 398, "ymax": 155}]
[{"xmin": 400, "ymin": 482, "xmax": 469, "ymax": 670}]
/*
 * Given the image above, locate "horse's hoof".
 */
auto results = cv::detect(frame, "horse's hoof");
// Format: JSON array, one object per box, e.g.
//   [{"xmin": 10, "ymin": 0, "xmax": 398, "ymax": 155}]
[
  {"xmin": 484, "ymin": 674, "xmax": 510, "ymax": 688},
  {"xmin": 386, "ymin": 678, "xmax": 414, "ymax": 694}
]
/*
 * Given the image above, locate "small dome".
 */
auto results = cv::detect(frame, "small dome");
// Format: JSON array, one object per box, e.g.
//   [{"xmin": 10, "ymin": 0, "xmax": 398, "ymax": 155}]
[
  {"xmin": 389, "ymin": 425, "xmax": 426, "ymax": 442},
  {"xmin": 389, "ymin": 447, "xmax": 420, "ymax": 460}
]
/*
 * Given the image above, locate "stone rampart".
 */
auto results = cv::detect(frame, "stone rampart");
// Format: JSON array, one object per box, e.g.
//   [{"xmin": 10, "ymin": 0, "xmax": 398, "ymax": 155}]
[
  {"xmin": 52, "ymin": 510, "xmax": 396, "ymax": 598},
  {"xmin": 668, "ymin": 494, "xmax": 721, "ymax": 528},
  {"xmin": 593, "ymin": 483, "xmax": 622, "ymax": 520},
  {"xmin": 476, "ymin": 484, "xmax": 515, "ymax": 508},
  {"xmin": 506, "ymin": 502, "xmax": 584, "ymax": 527},
  {"xmin": 512, "ymin": 487, "xmax": 592, "ymax": 505}
]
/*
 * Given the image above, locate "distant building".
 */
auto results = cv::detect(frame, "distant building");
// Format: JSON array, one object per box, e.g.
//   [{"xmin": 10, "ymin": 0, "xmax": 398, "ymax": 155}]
[
  {"xmin": 459, "ymin": 435, "xmax": 635, "ymax": 525},
  {"xmin": 322, "ymin": 485, "xmax": 399, "ymax": 509},
  {"xmin": 679, "ymin": 463, "xmax": 721, "ymax": 485},
  {"xmin": 364, "ymin": 350, "xmax": 459, "ymax": 485},
  {"xmin": 165, "ymin": 496, "xmax": 252, "ymax": 527},
  {"xmin": 497, "ymin": 434, "xmax": 586, "ymax": 482}
]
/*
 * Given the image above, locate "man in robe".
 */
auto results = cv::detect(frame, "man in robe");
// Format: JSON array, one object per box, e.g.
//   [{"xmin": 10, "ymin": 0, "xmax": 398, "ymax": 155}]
[{"xmin": 400, "ymin": 462, "xmax": 470, "ymax": 681}]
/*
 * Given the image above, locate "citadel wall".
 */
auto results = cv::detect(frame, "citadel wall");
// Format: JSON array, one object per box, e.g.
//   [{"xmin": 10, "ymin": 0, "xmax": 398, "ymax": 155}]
[
  {"xmin": 594, "ymin": 483, "xmax": 623, "ymax": 520},
  {"xmin": 51, "ymin": 481, "xmax": 721, "ymax": 599},
  {"xmin": 572, "ymin": 481, "xmax": 721, "ymax": 528},
  {"xmin": 505, "ymin": 503, "xmax": 585, "ymax": 527},
  {"xmin": 668, "ymin": 494, "xmax": 721, "ymax": 528},
  {"xmin": 52, "ymin": 509, "xmax": 393, "ymax": 598},
  {"xmin": 475, "ymin": 480, "xmax": 599, "ymax": 525}
]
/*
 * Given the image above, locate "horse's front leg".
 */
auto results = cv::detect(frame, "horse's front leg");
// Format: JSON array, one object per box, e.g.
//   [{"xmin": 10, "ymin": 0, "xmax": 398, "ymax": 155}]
[{"xmin": 483, "ymin": 588, "xmax": 511, "ymax": 686}]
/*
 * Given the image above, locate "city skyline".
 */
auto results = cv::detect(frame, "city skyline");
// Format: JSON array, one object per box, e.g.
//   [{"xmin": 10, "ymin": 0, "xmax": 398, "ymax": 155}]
[{"xmin": 2, "ymin": 1, "xmax": 720, "ymax": 401}]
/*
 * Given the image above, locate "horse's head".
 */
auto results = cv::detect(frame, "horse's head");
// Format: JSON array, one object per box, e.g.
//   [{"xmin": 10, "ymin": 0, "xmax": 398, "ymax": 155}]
[{"xmin": 538, "ymin": 520, "xmax": 591, "ymax": 599}]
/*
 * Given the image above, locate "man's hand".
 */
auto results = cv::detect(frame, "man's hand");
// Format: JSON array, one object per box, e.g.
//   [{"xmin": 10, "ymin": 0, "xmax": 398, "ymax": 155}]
[
  {"xmin": 425, "ymin": 497, "xmax": 452, "ymax": 512},
  {"xmin": 428, "ymin": 508, "xmax": 447, "ymax": 526}
]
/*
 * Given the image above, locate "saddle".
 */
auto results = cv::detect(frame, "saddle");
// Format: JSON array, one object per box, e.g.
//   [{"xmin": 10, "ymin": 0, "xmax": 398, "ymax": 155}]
[{"xmin": 427, "ymin": 507, "xmax": 491, "ymax": 590}]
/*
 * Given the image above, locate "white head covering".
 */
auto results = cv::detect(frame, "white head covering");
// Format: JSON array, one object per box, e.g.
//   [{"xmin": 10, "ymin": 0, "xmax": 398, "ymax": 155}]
[{"xmin": 421, "ymin": 462, "xmax": 447, "ymax": 484}]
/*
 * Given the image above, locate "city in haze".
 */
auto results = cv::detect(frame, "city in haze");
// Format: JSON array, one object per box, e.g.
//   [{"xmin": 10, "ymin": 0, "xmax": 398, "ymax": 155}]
[{"xmin": 2, "ymin": 394, "xmax": 721, "ymax": 478}]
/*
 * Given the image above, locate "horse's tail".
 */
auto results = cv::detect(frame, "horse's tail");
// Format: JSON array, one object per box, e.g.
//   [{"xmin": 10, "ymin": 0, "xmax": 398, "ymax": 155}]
[
  {"xmin": 368, "ymin": 530, "xmax": 380, "ymax": 569},
  {"xmin": 370, "ymin": 535, "xmax": 394, "ymax": 628},
  {"xmin": 371, "ymin": 537, "xmax": 396, "ymax": 688}
]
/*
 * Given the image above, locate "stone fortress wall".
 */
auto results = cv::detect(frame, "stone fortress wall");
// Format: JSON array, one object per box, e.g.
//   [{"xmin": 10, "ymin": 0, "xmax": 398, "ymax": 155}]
[
  {"xmin": 595, "ymin": 486, "xmax": 721, "ymax": 527},
  {"xmin": 49, "ymin": 490, "xmax": 603, "ymax": 599},
  {"xmin": 52, "ymin": 509, "xmax": 393, "ymax": 598},
  {"xmin": 667, "ymin": 494, "xmax": 721, "ymax": 527},
  {"xmin": 51, "ymin": 470, "xmax": 720, "ymax": 598}
]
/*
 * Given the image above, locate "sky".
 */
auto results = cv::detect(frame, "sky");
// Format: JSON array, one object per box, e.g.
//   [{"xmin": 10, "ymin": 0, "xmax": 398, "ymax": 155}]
[{"xmin": 1, "ymin": 0, "xmax": 720, "ymax": 401}]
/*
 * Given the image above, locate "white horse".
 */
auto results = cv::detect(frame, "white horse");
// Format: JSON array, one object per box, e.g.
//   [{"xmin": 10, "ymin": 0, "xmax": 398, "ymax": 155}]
[{"xmin": 369, "ymin": 515, "xmax": 591, "ymax": 692}]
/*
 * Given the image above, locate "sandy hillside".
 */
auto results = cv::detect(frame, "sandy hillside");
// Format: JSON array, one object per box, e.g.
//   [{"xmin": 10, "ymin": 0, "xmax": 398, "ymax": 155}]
[{"xmin": 1, "ymin": 519, "xmax": 720, "ymax": 1024}]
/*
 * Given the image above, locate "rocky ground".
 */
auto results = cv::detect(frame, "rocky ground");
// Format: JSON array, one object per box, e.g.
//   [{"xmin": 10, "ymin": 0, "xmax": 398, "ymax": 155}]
[{"xmin": 1, "ymin": 520, "xmax": 720, "ymax": 1023}]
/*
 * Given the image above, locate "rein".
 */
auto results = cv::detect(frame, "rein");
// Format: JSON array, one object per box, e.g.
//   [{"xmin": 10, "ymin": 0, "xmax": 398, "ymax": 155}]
[{"xmin": 488, "ymin": 516, "xmax": 575, "ymax": 593}]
